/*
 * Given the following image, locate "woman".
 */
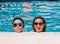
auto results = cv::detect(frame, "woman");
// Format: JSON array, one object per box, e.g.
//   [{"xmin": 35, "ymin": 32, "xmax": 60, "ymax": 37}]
[
  {"xmin": 32, "ymin": 16, "xmax": 46, "ymax": 32},
  {"xmin": 12, "ymin": 18, "xmax": 24, "ymax": 33}
]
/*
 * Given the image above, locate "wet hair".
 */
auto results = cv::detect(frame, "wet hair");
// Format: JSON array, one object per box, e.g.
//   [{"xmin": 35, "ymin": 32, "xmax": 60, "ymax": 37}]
[
  {"xmin": 12, "ymin": 18, "xmax": 24, "ymax": 28},
  {"xmin": 32, "ymin": 16, "xmax": 46, "ymax": 32}
]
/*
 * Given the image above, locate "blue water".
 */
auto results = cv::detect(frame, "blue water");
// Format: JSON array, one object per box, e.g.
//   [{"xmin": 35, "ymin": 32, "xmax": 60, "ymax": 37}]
[{"xmin": 0, "ymin": 1, "xmax": 60, "ymax": 32}]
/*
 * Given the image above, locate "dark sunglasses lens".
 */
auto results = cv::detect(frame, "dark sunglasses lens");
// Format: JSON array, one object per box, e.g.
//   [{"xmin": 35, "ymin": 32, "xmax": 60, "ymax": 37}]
[
  {"xmin": 34, "ymin": 23, "xmax": 44, "ymax": 25},
  {"xmin": 39, "ymin": 23, "xmax": 44, "ymax": 25},
  {"xmin": 34, "ymin": 23, "xmax": 38, "ymax": 25},
  {"xmin": 18, "ymin": 23, "xmax": 23, "ymax": 26},
  {"xmin": 13, "ymin": 24, "xmax": 17, "ymax": 27},
  {"xmin": 13, "ymin": 23, "xmax": 23, "ymax": 27}
]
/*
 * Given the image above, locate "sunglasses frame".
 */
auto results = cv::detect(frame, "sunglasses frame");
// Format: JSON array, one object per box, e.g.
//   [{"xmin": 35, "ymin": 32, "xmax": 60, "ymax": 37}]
[
  {"xmin": 33, "ymin": 22, "xmax": 44, "ymax": 26},
  {"xmin": 13, "ymin": 23, "xmax": 23, "ymax": 27}
]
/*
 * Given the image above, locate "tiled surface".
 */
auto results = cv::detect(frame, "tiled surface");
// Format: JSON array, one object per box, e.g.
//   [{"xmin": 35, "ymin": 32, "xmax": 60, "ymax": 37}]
[
  {"xmin": 0, "ymin": 32, "xmax": 60, "ymax": 44},
  {"xmin": 0, "ymin": 1, "xmax": 60, "ymax": 32}
]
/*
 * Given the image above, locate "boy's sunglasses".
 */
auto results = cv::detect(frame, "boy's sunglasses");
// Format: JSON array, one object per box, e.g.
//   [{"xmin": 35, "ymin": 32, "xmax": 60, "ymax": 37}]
[
  {"xmin": 34, "ymin": 23, "xmax": 44, "ymax": 25},
  {"xmin": 13, "ymin": 23, "xmax": 23, "ymax": 27}
]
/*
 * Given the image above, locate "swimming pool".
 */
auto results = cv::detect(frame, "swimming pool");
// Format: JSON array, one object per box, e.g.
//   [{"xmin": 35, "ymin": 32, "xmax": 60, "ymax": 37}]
[{"xmin": 0, "ymin": 1, "xmax": 60, "ymax": 32}]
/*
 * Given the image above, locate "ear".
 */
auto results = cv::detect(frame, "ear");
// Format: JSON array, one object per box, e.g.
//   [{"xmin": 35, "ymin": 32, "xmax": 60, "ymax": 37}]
[
  {"xmin": 32, "ymin": 24, "xmax": 33, "ymax": 27},
  {"xmin": 32, "ymin": 24, "xmax": 34, "ymax": 27},
  {"xmin": 43, "ymin": 24, "xmax": 46, "ymax": 28},
  {"xmin": 12, "ymin": 25, "xmax": 14, "ymax": 29},
  {"xmin": 23, "ymin": 25, "xmax": 24, "ymax": 28},
  {"xmin": 44, "ymin": 24, "xmax": 46, "ymax": 26}
]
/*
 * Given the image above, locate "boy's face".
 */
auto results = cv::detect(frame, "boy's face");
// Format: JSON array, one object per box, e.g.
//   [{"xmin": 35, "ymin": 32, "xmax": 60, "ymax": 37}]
[{"xmin": 13, "ymin": 19, "xmax": 24, "ymax": 33}]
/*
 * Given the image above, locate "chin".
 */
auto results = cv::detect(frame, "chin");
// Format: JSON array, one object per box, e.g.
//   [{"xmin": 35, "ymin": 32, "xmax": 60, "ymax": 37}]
[
  {"xmin": 16, "ymin": 31, "xmax": 22, "ymax": 33},
  {"xmin": 36, "ymin": 30, "xmax": 42, "ymax": 32}
]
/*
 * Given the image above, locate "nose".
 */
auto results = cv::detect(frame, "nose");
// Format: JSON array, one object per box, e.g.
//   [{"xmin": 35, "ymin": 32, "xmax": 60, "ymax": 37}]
[
  {"xmin": 17, "ymin": 25, "xmax": 20, "ymax": 27},
  {"xmin": 37, "ymin": 24, "xmax": 40, "ymax": 27}
]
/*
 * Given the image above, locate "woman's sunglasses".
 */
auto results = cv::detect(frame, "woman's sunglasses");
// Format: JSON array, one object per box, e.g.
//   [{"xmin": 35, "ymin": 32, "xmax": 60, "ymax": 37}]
[
  {"xmin": 33, "ymin": 22, "xmax": 44, "ymax": 25},
  {"xmin": 13, "ymin": 23, "xmax": 23, "ymax": 27}
]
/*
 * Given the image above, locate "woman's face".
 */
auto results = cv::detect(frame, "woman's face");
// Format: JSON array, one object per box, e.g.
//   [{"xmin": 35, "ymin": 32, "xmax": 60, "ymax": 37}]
[
  {"xmin": 13, "ymin": 19, "xmax": 24, "ymax": 33},
  {"xmin": 33, "ymin": 18, "xmax": 45, "ymax": 32}
]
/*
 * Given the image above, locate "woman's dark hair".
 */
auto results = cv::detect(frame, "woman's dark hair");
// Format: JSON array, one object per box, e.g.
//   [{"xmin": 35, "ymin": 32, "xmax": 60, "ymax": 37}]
[
  {"xmin": 32, "ymin": 16, "xmax": 46, "ymax": 32},
  {"xmin": 12, "ymin": 18, "xmax": 24, "ymax": 28}
]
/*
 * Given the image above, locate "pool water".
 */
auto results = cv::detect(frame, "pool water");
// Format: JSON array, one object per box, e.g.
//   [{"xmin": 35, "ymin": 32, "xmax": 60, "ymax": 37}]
[{"xmin": 0, "ymin": 1, "xmax": 60, "ymax": 32}]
